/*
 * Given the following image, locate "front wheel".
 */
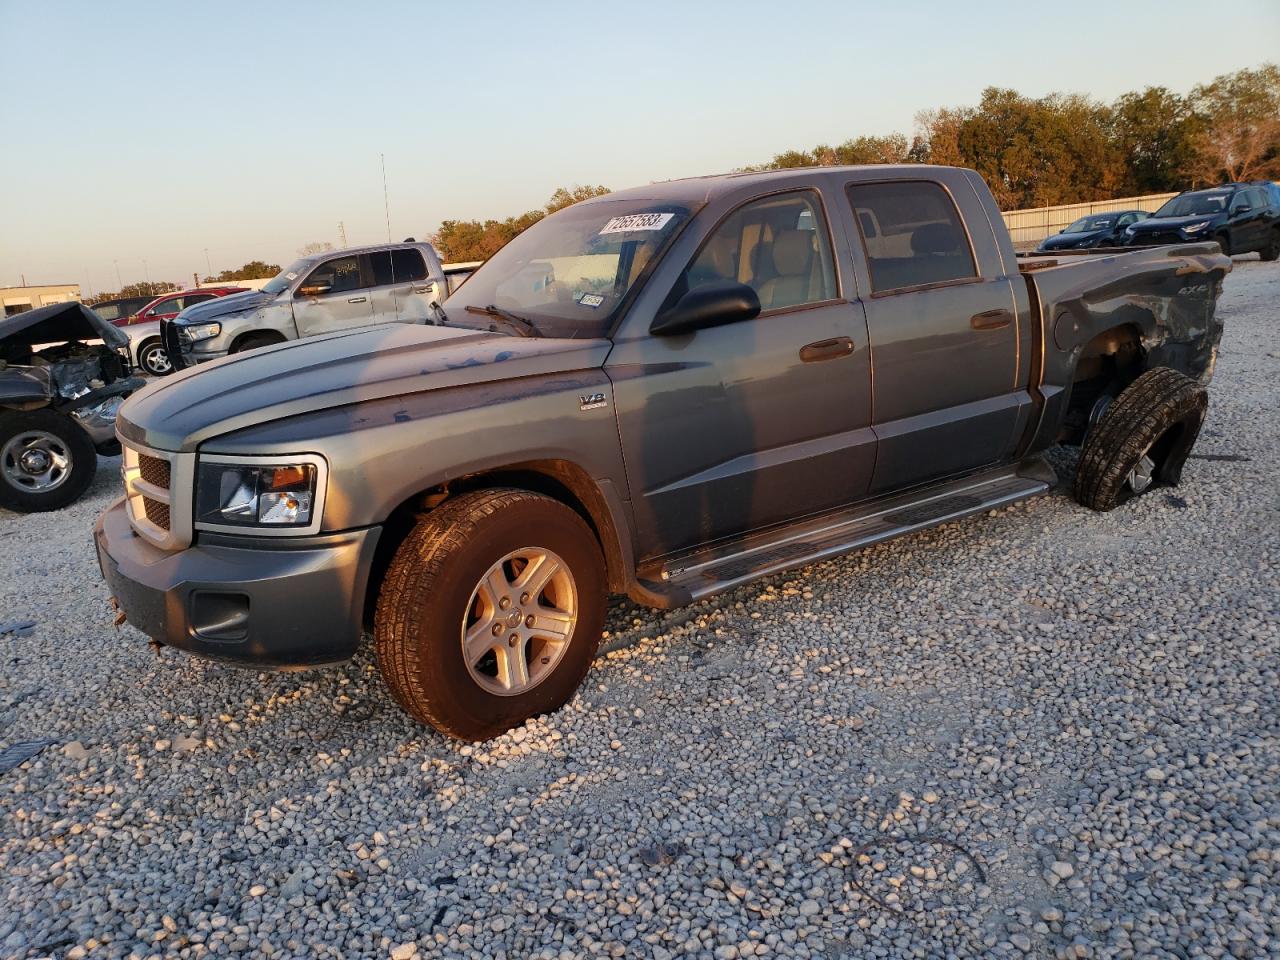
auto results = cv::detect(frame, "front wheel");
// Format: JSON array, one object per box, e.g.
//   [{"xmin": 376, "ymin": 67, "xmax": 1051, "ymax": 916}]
[
  {"xmin": 374, "ymin": 489, "xmax": 607, "ymax": 740},
  {"xmin": 137, "ymin": 339, "xmax": 174, "ymax": 376},
  {"xmin": 232, "ymin": 333, "xmax": 284, "ymax": 354},
  {"xmin": 1213, "ymin": 232, "xmax": 1231, "ymax": 257},
  {"xmin": 1260, "ymin": 229, "xmax": 1280, "ymax": 262},
  {"xmin": 0, "ymin": 410, "xmax": 97, "ymax": 513},
  {"xmin": 1073, "ymin": 367, "xmax": 1207, "ymax": 512}
]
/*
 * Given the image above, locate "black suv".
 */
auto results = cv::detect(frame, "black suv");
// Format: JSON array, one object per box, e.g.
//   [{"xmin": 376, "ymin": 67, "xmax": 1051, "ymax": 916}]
[{"xmin": 1124, "ymin": 182, "xmax": 1279, "ymax": 260}]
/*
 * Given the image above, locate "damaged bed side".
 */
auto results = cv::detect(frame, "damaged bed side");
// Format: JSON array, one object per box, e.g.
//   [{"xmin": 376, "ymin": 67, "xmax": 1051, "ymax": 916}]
[
  {"xmin": 1015, "ymin": 242, "xmax": 1231, "ymax": 448},
  {"xmin": 0, "ymin": 302, "xmax": 145, "ymax": 512}
]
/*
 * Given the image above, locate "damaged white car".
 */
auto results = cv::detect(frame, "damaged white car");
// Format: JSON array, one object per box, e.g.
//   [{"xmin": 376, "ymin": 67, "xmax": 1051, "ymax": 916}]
[{"xmin": 0, "ymin": 302, "xmax": 143, "ymax": 512}]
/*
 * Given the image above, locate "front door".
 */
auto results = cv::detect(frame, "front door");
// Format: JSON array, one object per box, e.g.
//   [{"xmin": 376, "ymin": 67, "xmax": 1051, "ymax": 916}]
[
  {"xmin": 844, "ymin": 179, "xmax": 1024, "ymax": 493},
  {"xmin": 608, "ymin": 189, "xmax": 874, "ymax": 560},
  {"xmin": 293, "ymin": 254, "xmax": 374, "ymax": 337}
]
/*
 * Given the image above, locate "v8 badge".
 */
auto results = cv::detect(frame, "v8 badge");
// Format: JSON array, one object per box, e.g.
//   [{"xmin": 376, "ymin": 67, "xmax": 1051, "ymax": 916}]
[{"xmin": 579, "ymin": 392, "xmax": 608, "ymax": 411}]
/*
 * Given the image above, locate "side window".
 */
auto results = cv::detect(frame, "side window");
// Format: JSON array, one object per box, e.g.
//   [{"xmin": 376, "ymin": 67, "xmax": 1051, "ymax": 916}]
[
  {"xmin": 299, "ymin": 255, "xmax": 362, "ymax": 296},
  {"xmin": 369, "ymin": 251, "xmax": 394, "ymax": 287},
  {"xmin": 185, "ymin": 293, "xmax": 215, "ymax": 306},
  {"xmin": 670, "ymin": 190, "xmax": 837, "ymax": 313},
  {"xmin": 153, "ymin": 298, "xmax": 182, "ymax": 314},
  {"xmin": 1116, "ymin": 214, "xmax": 1134, "ymax": 228},
  {"xmin": 846, "ymin": 181, "xmax": 977, "ymax": 294},
  {"xmin": 392, "ymin": 248, "xmax": 428, "ymax": 283}
]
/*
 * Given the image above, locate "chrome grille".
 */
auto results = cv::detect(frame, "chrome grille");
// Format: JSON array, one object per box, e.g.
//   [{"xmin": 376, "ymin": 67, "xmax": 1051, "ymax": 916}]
[{"xmin": 121, "ymin": 441, "xmax": 194, "ymax": 549}]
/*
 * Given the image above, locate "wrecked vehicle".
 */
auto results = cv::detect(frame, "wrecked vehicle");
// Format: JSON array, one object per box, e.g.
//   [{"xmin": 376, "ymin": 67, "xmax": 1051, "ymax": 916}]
[
  {"xmin": 1, "ymin": 302, "xmax": 142, "ymax": 512},
  {"xmin": 97, "ymin": 165, "xmax": 1230, "ymax": 740}
]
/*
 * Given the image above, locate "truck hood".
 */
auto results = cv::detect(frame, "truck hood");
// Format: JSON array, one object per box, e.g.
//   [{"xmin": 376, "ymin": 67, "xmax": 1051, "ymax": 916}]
[
  {"xmin": 177, "ymin": 288, "xmax": 278, "ymax": 323},
  {"xmin": 117, "ymin": 322, "xmax": 612, "ymax": 452}
]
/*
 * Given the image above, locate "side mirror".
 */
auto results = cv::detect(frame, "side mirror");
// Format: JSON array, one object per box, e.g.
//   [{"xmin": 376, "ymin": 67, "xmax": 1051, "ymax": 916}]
[
  {"xmin": 1057, "ymin": 229, "xmax": 1065, "ymax": 234},
  {"xmin": 298, "ymin": 282, "xmax": 332, "ymax": 298},
  {"xmin": 650, "ymin": 281, "xmax": 761, "ymax": 337},
  {"xmin": 1231, "ymin": 205, "xmax": 1251, "ymax": 216}
]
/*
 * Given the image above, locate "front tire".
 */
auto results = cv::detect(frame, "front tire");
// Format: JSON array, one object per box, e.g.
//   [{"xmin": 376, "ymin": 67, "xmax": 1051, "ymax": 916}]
[
  {"xmin": 1073, "ymin": 367, "xmax": 1207, "ymax": 512},
  {"xmin": 0, "ymin": 410, "xmax": 97, "ymax": 513},
  {"xmin": 137, "ymin": 339, "xmax": 173, "ymax": 376},
  {"xmin": 232, "ymin": 333, "xmax": 284, "ymax": 354},
  {"xmin": 1260, "ymin": 229, "xmax": 1280, "ymax": 262},
  {"xmin": 1213, "ymin": 232, "xmax": 1231, "ymax": 257},
  {"xmin": 374, "ymin": 489, "xmax": 607, "ymax": 740}
]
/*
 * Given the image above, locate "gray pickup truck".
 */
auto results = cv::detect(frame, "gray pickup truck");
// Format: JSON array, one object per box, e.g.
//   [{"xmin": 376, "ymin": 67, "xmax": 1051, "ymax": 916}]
[
  {"xmin": 96, "ymin": 165, "xmax": 1230, "ymax": 740},
  {"xmin": 161, "ymin": 241, "xmax": 470, "ymax": 367}
]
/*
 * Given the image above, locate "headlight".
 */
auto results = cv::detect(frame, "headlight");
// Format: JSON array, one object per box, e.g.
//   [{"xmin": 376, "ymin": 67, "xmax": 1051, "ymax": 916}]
[
  {"xmin": 195, "ymin": 457, "xmax": 324, "ymax": 531},
  {"xmin": 1182, "ymin": 220, "xmax": 1212, "ymax": 234},
  {"xmin": 185, "ymin": 322, "xmax": 222, "ymax": 341}
]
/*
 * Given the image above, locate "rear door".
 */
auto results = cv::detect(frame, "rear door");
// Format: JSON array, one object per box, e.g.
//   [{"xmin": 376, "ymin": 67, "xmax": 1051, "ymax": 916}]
[
  {"xmin": 292, "ymin": 253, "xmax": 374, "ymax": 337},
  {"xmin": 840, "ymin": 176, "xmax": 1027, "ymax": 493},
  {"xmin": 390, "ymin": 247, "xmax": 439, "ymax": 322},
  {"xmin": 366, "ymin": 250, "xmax": 399, "ymax": 322}
]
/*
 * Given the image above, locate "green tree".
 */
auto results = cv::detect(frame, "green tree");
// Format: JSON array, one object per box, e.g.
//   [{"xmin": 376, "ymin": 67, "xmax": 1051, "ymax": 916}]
[
  {"xmin": 88, "ymin": 281, "xmax": 178, "ymax": 304},
  {"xmin": 1109, "ymin": 86, "xmax": 1202, "ymax": 193},
  {"xmin": 546, "ymin": 184, "xmax": 611, "ymax": 213},
  {"xmin": 297, "ymin": 241, "xmax": 334, "ymax": 256},
  {"xmin": 205, "ymin": 260, "xmax": 282, "ymax": 282},
  {"xmin": 1188, "ymin": 63, "xmax": 1280, "ymax": 183}
]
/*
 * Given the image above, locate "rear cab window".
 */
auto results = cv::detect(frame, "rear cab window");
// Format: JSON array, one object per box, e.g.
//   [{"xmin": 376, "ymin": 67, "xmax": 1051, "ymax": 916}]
[
  {"xmin": 846, "ymin": 181, "xmax": 977, "ymax": 294},
  {"xmin": 392, "ymin": 248, "xmax": 428, "ymax": 282}
]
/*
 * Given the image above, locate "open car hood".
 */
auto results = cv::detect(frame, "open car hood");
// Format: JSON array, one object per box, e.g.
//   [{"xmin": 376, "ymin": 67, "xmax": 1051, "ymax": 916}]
[{"xmin": 0, "ymin": 302, "xmax": 129, "ymax": 350}]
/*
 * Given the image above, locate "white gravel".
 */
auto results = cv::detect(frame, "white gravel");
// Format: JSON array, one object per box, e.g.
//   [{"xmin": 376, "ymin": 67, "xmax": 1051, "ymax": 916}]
[{"xmin": 2, "ymin": 259, "xmax": 1278, "ymax": 960}]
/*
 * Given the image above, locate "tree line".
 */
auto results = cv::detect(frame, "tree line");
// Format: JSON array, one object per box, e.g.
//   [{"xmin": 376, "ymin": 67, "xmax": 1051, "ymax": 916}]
[{"xmin": 430, "ymin": 64, "xmax": 1277, "ymax": 259}]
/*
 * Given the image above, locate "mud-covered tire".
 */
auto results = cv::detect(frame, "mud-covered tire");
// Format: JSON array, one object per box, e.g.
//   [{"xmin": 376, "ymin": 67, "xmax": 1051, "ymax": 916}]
[
  {"xmin": 374, "ymin": 489, "xmax": 607, "ymax": 741},
  {"xmin": 0, "ymin": 410, "xmax": 97, "ymax": 513},
  {"xmin": 1073, "ymin": 367, "xmax": 1207, "ymax": 512},
  {"xmin": 1213, "ymin": 232, "xmax": 1231, "ymax": 257},
  {"xmin": 137, "ymin": 338, "xmax": 173, "ymax": 376},
  {"xmin": 1260, "ymin": 229, "xmax": 1280, "ymax": 262}
]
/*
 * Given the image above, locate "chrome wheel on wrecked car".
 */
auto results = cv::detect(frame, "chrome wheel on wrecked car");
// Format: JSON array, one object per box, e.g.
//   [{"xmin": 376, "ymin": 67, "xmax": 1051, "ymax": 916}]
[
  {"xmin": 2, "ymin": 430, "xmax": 72, "ymax": 492},
  {"xmin": 0, "ymin": 411, "xmax": 97, "ymax": 513},
  {"xmin": 1126, "ymin": 451, "xmax": 1156, "ymax": 494},
  {"xmin": 462, "ymin": 547, "xmax": 578, "ymax": 696}
]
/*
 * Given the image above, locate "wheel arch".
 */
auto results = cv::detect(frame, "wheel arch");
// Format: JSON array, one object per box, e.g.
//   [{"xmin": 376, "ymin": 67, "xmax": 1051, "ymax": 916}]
[
  {"xmin": 1058, "ymin": 323, "xmax": 1146, "ymax": 445},
  {"xmin": 361, "ymin": 459, "xmax": 632, "ymax": 629},
  {"xmin": 229, "ymin": 329, "xmax": 287, "ymax": 353}
]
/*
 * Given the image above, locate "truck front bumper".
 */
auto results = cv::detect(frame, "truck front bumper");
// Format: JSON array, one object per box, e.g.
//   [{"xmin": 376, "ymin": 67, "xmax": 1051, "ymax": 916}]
[{"xmin": 94, "ymin": 498, "xmax": 381, "ymax": 667}]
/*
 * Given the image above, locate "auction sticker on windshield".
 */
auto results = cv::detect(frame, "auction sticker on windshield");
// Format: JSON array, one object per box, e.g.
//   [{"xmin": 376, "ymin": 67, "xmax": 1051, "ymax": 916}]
[{"xmin": 599, "ymin": 213, "xmax": 674, "ymax": 234}]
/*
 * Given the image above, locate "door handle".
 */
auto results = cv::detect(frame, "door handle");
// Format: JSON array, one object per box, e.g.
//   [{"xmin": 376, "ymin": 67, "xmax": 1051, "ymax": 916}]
[
  {"xmin": 411, "ymin": 285, "xmax": 432, "ymax": 294},
  {"xmin": 799, "ymin": 337, "xmax": 855, "ymax": 363},
  {"xmin": 970, "ymin": 309, "xmax": 1012, "ymax": 331},
  {"xmin": 347, "ymin": 296, "xmax": 368, "ymax": 304}
]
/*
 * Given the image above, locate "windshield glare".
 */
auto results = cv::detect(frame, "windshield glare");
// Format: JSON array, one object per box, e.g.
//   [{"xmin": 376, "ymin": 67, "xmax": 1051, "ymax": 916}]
[
  {"xmin": 443, "ymin": 201, "xmax": 691, "ymax": 338},
  {"xmin": 262, "ymin": 259, "xmax": 311, "ymax": 295},
  {"xmin": 1155, "ymin": 192, "xmax": 1230, "ymax": 219},
  {"xmin": 1065, "ymin": 214, "xmax": 1116, "ymax": 233}
]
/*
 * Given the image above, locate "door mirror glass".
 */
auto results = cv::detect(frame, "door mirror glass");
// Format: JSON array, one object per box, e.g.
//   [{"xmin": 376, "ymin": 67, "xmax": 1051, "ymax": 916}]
[
  {"xmin": 650, "ymin": 281, "xmax": 760, "ymax": 336},
  {"xmin": 1231, "ymin": 205, "xmax": 1251, "ymax": 216}
]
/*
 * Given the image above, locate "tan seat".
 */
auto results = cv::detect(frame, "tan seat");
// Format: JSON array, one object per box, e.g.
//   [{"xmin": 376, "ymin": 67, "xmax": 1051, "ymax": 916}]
[{"xmin": 756, "ymin": 231, "xmax": 814, "ymax": 310}]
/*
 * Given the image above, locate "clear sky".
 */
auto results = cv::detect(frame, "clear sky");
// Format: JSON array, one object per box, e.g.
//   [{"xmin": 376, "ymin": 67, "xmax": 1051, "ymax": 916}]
[{"xmin": 2, "ymin": 0, "xmax": 1277, "ymax": 294}]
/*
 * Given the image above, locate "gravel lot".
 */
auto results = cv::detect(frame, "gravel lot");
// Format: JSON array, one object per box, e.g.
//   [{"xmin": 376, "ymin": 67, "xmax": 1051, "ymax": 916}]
[{"xmin": 2, "ymin": 259, "xmax": 1277, "ymax": 960}]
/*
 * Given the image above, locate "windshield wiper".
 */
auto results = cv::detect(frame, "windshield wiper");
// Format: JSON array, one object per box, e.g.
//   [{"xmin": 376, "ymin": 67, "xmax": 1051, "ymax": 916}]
[{"xmin": 464, "ymin": 304, "xmax": 542, "ymax": 338}]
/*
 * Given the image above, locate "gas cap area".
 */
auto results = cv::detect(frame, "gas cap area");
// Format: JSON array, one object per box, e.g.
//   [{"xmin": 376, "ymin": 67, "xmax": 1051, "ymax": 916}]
[{"xmin": 1053, "ymin": 312, "xmax": 1081, "ymax": 351}]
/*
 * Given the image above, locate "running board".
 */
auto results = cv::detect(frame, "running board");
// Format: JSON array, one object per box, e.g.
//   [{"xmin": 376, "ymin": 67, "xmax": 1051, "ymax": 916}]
[{"xmin": 630, "ymin": 458, "xmax": 1055, "ymax": 608}]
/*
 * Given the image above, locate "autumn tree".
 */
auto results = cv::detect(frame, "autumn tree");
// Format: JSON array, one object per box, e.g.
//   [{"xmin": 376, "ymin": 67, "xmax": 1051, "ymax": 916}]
[
  {"xmin": 88, "ymin": 281, "xmax": 179, "ymax": 304},
  {"xmin": 747, "ymin": 134, "xmax": 915, "ymax": 171},
  {"xmin": 1109, "ymin": 86, "xmax": 1203, "ymax": 193},
  {"xmin": 432, "ymin": 186, "xmax": 611, "ymax": 262},
  {"xmin": 1188, "ymin": 63, "xmax": 1280, "ymax": 183}
]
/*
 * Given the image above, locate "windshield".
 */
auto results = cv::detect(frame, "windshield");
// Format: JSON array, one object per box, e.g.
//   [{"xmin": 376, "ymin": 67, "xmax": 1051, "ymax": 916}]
[
  {"xmin": 1064, "ymin": 214, "xmax": 1117, "ymax": 233},
  {"xmin": 1155, "ymin": 191, "xmax": 1230, "ymax": 219},
  {"xmin": 92, "ymin": 303, "xmax": 123, "ymax": 322},
  {"xmin": 443, "ymin": 200, "xmax": 692, "ymax": 338},
  {"xmin": 262, "ymin": 259, "xmax": 311, "ymax": 295}
]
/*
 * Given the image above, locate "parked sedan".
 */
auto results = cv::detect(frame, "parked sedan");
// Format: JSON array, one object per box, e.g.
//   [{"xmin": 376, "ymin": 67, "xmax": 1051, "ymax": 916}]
[
  {"xmin": 124, "ymin": 287, "xmax": 247, "ymax": 376},
  {"xmin": 1037, "ymin": 210, "xmax": 1148, "ymax": 252}
]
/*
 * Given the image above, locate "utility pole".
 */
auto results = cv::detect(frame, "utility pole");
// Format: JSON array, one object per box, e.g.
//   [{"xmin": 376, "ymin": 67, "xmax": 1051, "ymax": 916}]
[
  {"xmin": 113, "ymin": 260, "xmax": 122, "ymax": 289},
  {"xmin": 338, "ymin": 221, "xmax": 348, "ymax": 247},
  {"xmin": 204, "ymin": 248, "xmax": 212, "ymax": 278},
  {"xmin": 143, "ymin": 259, "xmax": 151, "ymax": 285},
  {"xmin": 381, "ymin": 153, "xmax": 391, "ymax": 243}
]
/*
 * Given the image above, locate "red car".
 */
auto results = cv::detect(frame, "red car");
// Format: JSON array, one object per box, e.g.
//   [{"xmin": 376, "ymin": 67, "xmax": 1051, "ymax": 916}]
[{"xmin": 113, "ymin": 287, "xmax": 246, "ymax": 327}]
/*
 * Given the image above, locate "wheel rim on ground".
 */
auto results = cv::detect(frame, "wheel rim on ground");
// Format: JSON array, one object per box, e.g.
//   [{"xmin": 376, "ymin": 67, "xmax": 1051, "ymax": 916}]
[
  {"xmin": 1, "ymin": 430, "xmax": 72, "ymax": 493},
  {"xmin": 143, "ymin": 346, "xmax": 172, "ymax": 375},
  {"xmin": 1127, "ymin": 451, "xmax": 1156, "ymax": 494},
  {"xmin": 461, "ymin": 547, "xmax": 578, "ymax": 697}
]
